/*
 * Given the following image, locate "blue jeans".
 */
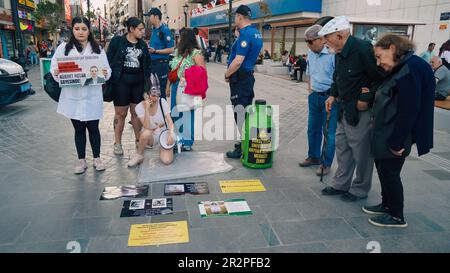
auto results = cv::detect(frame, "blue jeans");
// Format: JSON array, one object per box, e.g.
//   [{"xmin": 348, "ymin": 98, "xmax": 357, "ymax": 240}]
[
  {"xmin": 170, "ymin": 81, "xmax": 195, "ymax": 147},
  {"xmin": 307, "ymin": 91, "xmax": 338, "ymax": 167},
  {"xmin": 30, "ymin": 53, "xmax": 38, "ymax": 65}
]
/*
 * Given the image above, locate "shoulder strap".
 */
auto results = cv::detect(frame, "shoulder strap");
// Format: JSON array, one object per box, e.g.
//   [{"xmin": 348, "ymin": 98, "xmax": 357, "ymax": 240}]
[
  {"xmin": 159, "ymin": 98, "xmax": 168, "ymax": 129},
  {"xmin": 174, "ymin": 53, "xmax": 187, "ymax": 70}
]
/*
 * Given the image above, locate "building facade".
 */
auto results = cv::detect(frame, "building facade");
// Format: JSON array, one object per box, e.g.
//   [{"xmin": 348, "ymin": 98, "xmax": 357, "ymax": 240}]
[
  {"xmin": 0, "ymin": 0, "xmax": 16, "ymax": 59},
  {"xmin": 190, "ymin": 0, "xmax": 450, "ymax": 58},
  {"xmin": 322, "ymin": 0, "xmax": 450, "ymax": 56}
]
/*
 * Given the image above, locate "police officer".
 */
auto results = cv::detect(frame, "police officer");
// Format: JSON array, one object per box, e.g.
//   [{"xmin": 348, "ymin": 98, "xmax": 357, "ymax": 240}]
[
  {"xmin": 224, "ymin": 5, "xmax": 263, "ymax": 159},
  {"xmin": 144, "ymin": 7, "xmax": 175, "ymax": 98}
]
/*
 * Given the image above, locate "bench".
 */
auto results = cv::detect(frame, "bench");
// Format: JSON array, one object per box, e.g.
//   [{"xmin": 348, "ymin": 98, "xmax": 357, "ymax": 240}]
[
  {"xmin": 267, "ymin": 65, "xmax": 289, "ymax": 75},
  {"xmin": 435, "ymin": 96, "xmax": 450, "ymax": 110}
]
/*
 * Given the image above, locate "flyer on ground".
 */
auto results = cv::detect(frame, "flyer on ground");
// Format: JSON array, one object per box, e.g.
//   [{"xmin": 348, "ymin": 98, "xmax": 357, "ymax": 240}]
[
  {"xmin": 198, "ymin": 199, "xmax": 252, "ymax": 218},
  {"xmin": 164, "ymin": 182, "xmax": 210, "ymax": 196},
  {"xmin": 100, "ymin": 185, "xmax": 149, "ymax": 200},
  {"xmin": 128, "ymin": 221, "xmax": 189, "ymax": 247},
  {"xmin": 120, "ymin": 198, "xmax": 173, "ymax": 217},
  {"xmin": 219, "ymin": 179, "xmax": 266, "ymax": 193},
  {"xmin": 56, "ymin": 55, "xmax": 107, "ymax": 87}
]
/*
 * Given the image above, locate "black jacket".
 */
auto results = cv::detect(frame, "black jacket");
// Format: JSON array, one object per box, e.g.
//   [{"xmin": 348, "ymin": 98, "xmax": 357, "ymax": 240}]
[
  {"xmin": 371, "ymin": 53, "xmax": 435, "ymax": 158},
  {"xmin": 330, "ymin": 36, "xmax": 385, "ymax": 126},
  {"xmin": 106, "ymin": 35, "xmax": 151, "ymax": 84}
]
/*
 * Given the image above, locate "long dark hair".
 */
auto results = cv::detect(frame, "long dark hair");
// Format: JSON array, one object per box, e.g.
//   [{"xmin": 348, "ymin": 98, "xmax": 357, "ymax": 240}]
[
  {"xmin": 65, "ymin": 17, "xmax": 100, "ymax": 56},
  {"xmin": 177, "ymin": 28, "xmax": 199, "ymax": 57}
]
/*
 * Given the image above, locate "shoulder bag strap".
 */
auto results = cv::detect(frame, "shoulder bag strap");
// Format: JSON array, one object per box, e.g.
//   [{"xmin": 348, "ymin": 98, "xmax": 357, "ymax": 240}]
[
  {"xmin": 159, "ymin": 98, "xmax": 168, "ymax": 129},
  {"xmin": 174, "ymin": 53, "xmax": 187, "ymax": 70}
]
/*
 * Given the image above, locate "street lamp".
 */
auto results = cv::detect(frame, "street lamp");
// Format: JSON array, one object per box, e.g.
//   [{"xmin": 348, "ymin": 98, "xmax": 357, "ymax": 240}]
[
  {"xmin": 10, "ymin": 0, "xmax": 25, "ymax": 67},
  {"xmin": 183, "ymin": 2, "xmax": 189, "ymax": 27},
  {"xmin": 96, "ymin": 8, "xmax": 102, "ymax": 43},
  {"xmin": 228, "ymin": 0, "xmax": 232, "ymax": 55},
  {"xmin": 87, "ymin": 0, "xmax": 91, "ymax": 21}
]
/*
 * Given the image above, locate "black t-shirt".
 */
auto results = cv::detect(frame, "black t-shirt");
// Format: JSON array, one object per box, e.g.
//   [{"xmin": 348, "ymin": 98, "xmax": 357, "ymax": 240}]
[{"xmin": 123, "ymin": 40, "xmax": 143, "ymax": 74}]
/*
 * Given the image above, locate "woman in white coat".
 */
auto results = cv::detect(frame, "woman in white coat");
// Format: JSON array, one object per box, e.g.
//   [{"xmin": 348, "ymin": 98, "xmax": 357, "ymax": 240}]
[{"xmin": 51, "ymin": 17, "xmax": 111, "ymax": 174}]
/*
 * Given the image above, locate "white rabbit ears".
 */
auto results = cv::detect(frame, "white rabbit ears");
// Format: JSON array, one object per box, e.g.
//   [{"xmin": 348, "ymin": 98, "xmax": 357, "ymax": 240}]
[{"xmin": 149, "ymin": 73, "xmax": 161, "ymax": 97}]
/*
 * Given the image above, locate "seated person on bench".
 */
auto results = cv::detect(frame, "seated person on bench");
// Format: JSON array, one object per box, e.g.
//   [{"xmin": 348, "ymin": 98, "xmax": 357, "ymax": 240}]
[{"xmin": 431, "ymin": 56, "xmax": 450, "ymax": 101}]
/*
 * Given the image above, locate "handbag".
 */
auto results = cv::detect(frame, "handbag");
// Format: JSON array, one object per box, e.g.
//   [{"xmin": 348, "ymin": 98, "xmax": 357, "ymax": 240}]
[
  {"xmin": 102, "ymin": 80, "xmax": 115, "ymax": 102},
  {"xmin": 168, "ymin": 53, "xmax": 187, "ymax": 83},
  {"xmin": 44, "ymin": 72, "xmax": 61, "ymax": 102},
  {"xmin": 176, "ymin": 79, "xmax": 202, "ymax": 112}
]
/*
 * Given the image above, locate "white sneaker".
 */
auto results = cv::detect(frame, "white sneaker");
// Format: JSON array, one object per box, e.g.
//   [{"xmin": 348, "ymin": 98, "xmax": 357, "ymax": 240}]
[
  {"xmin": 114, "ymin": 143, "xmax": 124, "ymax": 155},
  {"xmin": 93, "ymin": 158, "xmax": 106, "ymax": 171},
  {"xmin": 127, "ymin": 154, "xmax": 144, "ymax": 167},
  {"xmin": 74, "ymin": 159, "xmax": 87, "ymax": 174}
]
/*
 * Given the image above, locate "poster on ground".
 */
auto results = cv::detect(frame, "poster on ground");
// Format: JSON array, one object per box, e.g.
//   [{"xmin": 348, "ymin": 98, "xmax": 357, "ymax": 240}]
[
  {"xmin": 198, "ymin": 199, "xmax": 252, "ymax": 218},
  {"xmin": 128, "ymin": 221, "xmax": 189, "ymax": 247},
  {"xmin": 100, "ymin": 185, "xmax": 149, "ymax": 200},
  {"xmin": 164, "ymin": 182, "xmax": 210, "ymax": 196},
  {"xmin": 219, "ymin": 179, "xmax": 266, "ymax": 193},
  {"xmin": 120, "ymin": 198, "xmax": 173, "ymax": 217},
  {"xmin": 56, "ymin": 55, "xmax": 107, "ymax": 87}
]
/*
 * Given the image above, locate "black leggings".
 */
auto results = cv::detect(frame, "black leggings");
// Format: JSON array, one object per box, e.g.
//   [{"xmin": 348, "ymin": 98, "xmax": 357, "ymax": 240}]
[
  {"xmin": 375, "ymin": 158, "xmax": 406, "ymax": 220},
  {"xmin": 71, "ymin": 119, "xmax": 101, "ymax": 159}
]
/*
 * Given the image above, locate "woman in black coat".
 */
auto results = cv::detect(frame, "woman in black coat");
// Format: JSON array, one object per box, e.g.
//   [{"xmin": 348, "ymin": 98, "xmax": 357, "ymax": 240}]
[{"xmin": 362, "ymin": 34, "xmax": 436, "ymax": 228}]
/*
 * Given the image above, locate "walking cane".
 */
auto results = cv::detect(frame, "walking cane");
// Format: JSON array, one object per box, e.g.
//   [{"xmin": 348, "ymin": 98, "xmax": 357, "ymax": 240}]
[{"xmin": 320, "ymin": 111, "xmax": 331, "ymax": 182}]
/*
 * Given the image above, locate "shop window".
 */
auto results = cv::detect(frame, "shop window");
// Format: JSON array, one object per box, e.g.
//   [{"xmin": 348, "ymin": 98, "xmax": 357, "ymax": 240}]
[{"xmin": 0, "ymin": 0, "xmax": 4, "ymax": 8}]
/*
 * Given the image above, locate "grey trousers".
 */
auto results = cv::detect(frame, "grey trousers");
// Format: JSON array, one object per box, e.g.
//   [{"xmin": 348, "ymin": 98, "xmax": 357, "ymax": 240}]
[{"xmin": 331, "ymin": 110, "xmax": 374, "ymax": 197}]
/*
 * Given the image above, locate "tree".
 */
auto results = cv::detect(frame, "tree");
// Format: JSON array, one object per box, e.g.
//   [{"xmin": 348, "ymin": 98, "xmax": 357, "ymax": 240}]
[
  {"xmin": 33, "ymin": 1, "xmax": 64, "ymax": 34},
  {"xmin": 85, "ymin": 10, "xmax": 97, "ymax": 21}
]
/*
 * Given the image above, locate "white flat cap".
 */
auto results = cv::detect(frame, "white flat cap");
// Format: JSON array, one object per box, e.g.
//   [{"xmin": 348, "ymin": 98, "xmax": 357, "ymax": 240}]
[{"xmin": 318, "ymin": 16, "xmax": 350, "ymax": 36}]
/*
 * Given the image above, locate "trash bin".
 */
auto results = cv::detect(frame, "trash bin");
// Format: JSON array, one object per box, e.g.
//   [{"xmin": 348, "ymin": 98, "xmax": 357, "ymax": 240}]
[
  {"xmin": 40, "ymin": 58, "xmax": 52, "ymax": 87},
  {"xmin": 241, "ymin": 99, "xmax": 275, "ymax": 169}
]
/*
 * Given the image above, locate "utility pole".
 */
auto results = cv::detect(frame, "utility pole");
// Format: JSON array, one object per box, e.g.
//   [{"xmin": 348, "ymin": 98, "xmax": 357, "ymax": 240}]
[
  {"xmin": 10, "ymin": 0, "xmax": 25, "ymax": 67},
  {"xmin": 87, "ymin": 0, "xmax": 91, "ymax": 21},
  {"xmin": 228, "ymin": 0, "xmax": 232, "ymax": 55}
]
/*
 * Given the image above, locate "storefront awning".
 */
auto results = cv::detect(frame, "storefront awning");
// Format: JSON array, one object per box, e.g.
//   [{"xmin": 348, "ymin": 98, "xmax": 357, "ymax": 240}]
[
  {"xmin": 191, "ymin": 0, "xmax": 322, "ymax": 27},
  {"xmin": 347, "ymin": 17, "xmax": 426, "ymax": 26}
]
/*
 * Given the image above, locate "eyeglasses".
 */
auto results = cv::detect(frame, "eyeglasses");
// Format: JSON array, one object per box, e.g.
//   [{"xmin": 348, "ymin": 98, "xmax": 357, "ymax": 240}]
[{"xmin": 306, "ymin": 39, "xmax": 318, "ymax": 45}]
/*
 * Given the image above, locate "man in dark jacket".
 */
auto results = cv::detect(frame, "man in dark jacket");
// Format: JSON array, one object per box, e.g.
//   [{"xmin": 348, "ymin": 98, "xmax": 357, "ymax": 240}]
[{"xmin": 320, "ymin": 16, "xmax": 385, "ymax": 202}]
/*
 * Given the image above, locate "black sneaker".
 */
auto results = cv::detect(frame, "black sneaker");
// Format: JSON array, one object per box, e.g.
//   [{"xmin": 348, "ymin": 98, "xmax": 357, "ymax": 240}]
[
  {"xmin": 340, "ymin": 192, "xmax": 367, "ymax": 202},
  {"xmin": 362, "ymin": 204, "xmax": 389, "ymax": 215},
  {"xmin": 226, "ymin": 147, "xmax": 242, "ymax": 159},
  {"xmin": 321, "ymin": 187, "xmax": 347, "ymax": 196},
  {"xmin": 368, "ymin": 214, "xmax": 408, "ymax": 228},
  {"xmin": 234, "ymin": 142, "xmax": 241, "ymax": 149}
]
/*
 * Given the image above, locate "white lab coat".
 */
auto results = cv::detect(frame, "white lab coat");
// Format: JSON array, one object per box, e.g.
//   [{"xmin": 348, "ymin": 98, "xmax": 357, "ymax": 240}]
[{"xmin": 51, "ymin": 42, "xmax": 111, "ymax": 121}]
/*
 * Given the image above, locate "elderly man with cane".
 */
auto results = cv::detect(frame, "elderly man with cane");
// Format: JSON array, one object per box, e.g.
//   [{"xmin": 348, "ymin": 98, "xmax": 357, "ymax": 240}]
[
  {"xmin": 320, "ymin": 16, "xmax": 385, "ymax": 202},
  {"xmin": 299, "ymin": 25, "xmax": 338, "ymax": 178}
]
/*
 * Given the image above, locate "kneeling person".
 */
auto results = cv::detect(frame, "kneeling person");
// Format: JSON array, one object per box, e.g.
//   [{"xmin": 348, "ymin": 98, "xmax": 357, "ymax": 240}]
[{"xmin": 128, "ymin": 74, "xmax": 175, "ymax": 166}]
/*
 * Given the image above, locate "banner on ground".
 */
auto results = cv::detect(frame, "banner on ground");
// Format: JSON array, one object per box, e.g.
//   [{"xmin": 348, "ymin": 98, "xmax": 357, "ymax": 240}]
[
  {"xmin": 198, "ymin": 199, "xmax": 252, "ymax": 218},
  {"xmin": 120, "ymin": 198, "xmax": 173, "ymax": 217},
  {"xmin": 128, "ymin": 221, "xmax": 189, "ymax": 247},
  {"xmin": 164, "ymin": 182, "xmax": 209, "ymax": 196},
  {"xmin": 219, "ymin": 179, "xmax": 266, "ymax": 193}
]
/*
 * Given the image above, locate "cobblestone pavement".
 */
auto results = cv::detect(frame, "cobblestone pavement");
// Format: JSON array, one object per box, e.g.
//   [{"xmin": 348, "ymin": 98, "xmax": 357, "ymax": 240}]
[{"xmin": 0, "ymin": 63, "xmax": 449, "ymax": 253}]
